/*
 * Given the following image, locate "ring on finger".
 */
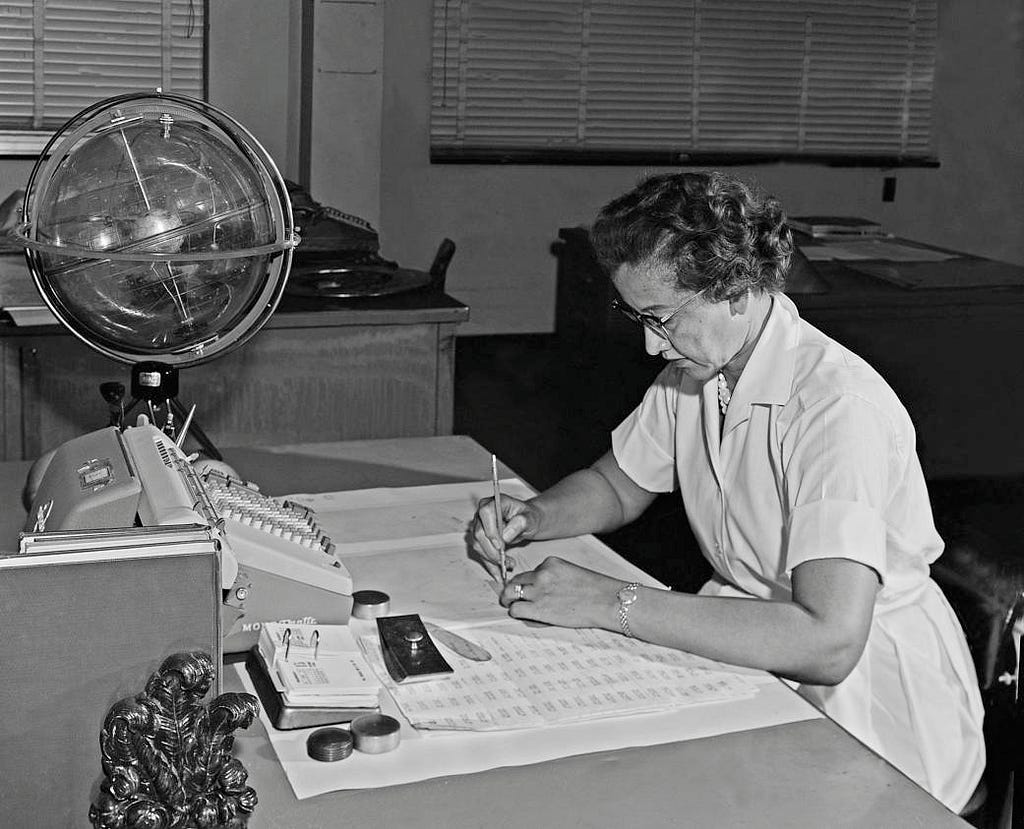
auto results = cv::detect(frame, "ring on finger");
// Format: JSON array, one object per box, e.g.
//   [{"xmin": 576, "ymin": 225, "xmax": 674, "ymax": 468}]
[{"xmin": 513, "ymin": 583, "xmax": 524, "ymax": 601}]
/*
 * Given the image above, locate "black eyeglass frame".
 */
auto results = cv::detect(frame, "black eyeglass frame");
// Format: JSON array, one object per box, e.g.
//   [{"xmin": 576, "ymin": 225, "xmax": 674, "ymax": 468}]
[{"xmin": 610, "ymin": 287, "xmax": 706, "ymax": 340}]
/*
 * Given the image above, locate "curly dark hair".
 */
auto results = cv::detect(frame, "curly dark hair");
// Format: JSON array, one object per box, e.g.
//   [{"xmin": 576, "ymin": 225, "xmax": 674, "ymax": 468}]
[{"xmin": 590, "ymin": 171, "xmax": 793, "ymax": 301}]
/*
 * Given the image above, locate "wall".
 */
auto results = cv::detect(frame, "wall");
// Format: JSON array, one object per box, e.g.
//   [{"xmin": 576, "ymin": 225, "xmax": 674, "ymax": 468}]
[
  {"xmin": 380, "ymin": 0, "xmax": 1024, "ymax": 335},
  {"xmin": 207, "ymin": 0, "xmax": 384, "ymax": 225},
  {"xmin": 308, "ymin": 0, "xmax": 384, "ymax": 227},
  {"xmin": 0, "ymin": 159, "xmax": 32, "ymax": 217},
  {"xmin": 207, "ymin": 0, "xmax": 301, "ymax": 180},
  {"xmin": 2, "ymin": 1, "xmax": 1021, "ymax": 336}
]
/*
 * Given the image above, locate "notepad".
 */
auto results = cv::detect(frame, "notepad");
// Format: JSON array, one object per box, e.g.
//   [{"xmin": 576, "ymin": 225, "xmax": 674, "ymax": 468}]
[{"xmin": 258, "ymin": 622, "xmax": 381, "ymax": 709}]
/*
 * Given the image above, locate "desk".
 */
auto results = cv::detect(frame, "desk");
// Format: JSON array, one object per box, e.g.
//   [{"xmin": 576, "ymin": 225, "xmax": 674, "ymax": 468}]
[
  {"xmin": 0, "ymin": 252, "xmax": 470, "ymax": 461},
  {"xmin": 789, "ymin": 240, "xmax": 1024, "ymax": 480},
  {"xmin": 556, "ymin": 227, "xmax": 1024, "ymax": 480},
  {"xmin": 0, "ymin": 436, "xmax": 966, "ymax": 827}
]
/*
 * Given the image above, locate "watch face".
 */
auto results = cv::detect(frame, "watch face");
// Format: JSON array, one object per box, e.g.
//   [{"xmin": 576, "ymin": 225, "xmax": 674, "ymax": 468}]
[{"xmin": 618, "ymin": 585, "xmax": 638, "ymax": 605}]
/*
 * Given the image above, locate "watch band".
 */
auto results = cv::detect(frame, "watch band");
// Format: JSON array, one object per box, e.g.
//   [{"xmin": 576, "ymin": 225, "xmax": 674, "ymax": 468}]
[{"xmin": 617, "ymin": 581, "xmax": 640, "ymax": 638}]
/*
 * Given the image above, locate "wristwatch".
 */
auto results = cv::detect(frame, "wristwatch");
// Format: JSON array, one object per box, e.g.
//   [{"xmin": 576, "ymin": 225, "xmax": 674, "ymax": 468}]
[{"xmin": 617, "ymin": 582, "xmax": 641, "ymax": 638}]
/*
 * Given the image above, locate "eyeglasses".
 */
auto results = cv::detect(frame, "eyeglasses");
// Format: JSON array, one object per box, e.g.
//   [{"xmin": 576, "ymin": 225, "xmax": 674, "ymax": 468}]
[{"xmin": 610, "ymin": 288, "xmax": 705, "ymax": 340}]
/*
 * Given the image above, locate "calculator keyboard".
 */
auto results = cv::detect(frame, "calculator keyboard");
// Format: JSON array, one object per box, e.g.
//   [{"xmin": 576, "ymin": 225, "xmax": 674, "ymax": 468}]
[
  {"xmin": 200, "ymin": 471, "xmax": 335, "ymax": 556},
  {"xmin": 194, "ymin": 467, "xmax": 352, "ymax": 655}
]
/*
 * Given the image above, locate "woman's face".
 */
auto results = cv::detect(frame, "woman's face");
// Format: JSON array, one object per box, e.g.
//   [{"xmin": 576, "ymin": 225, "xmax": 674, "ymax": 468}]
[{"xmin": 611, "ymin": 259, "xmax": 742, "ymax": 382}]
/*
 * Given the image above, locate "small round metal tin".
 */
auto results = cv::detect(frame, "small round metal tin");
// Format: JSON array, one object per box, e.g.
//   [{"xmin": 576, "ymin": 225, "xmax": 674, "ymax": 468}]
[
  {"xmin": 306, "ymin": 727, "xmax": 354, "ymax": 762},
  {"xmin": 350, "ymin": 713, "xmax": 401, "ymax": 754},
  {"xmin": 351, "ymin": 589, "xmax": 391, "ymax": 620}
]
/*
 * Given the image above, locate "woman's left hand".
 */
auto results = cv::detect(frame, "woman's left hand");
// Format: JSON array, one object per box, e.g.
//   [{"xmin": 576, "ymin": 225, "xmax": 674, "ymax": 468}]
[{"xmin": 498, "ymin": 556, "xmax": 623, "ymax": 630}]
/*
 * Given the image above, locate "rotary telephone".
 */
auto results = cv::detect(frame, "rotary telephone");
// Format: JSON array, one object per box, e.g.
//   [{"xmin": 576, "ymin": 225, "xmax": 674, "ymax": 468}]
[
  {"xmin": 284, "ymin": 181, "xmax": 454, "ymax": 299},
  {"xmin": 286, "ymin": 179, "xmax": 396, "ymax": 270}
]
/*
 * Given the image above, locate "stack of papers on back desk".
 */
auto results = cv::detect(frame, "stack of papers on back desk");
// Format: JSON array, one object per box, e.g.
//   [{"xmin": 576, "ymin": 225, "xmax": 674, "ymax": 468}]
[
  {"xmin": 799, "ymin": 238, "xmax": 957, "ymax": 263},
  {"xmin": 0, "ymin": 253, "xmax": 58, "ymax": 326}
]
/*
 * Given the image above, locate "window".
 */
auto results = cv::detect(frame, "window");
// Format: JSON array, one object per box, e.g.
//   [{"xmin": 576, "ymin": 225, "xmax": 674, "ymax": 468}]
[
  {"xmin": 431, "ymin": 0, "xmax": 938, "ymax": 166},
  {"xmin": 0, "ymin": 0, "xmax": 205, "ymax": 154}
]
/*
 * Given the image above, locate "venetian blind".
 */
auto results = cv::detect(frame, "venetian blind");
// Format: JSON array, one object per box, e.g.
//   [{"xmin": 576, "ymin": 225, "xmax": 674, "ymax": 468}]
[
  {"xmin": 431, "ymin": 0, "xmax": 938, "ymax": 164},
  {"xmin": 0, "ymin": 0, "xmax": 204, "ymax": 133}
]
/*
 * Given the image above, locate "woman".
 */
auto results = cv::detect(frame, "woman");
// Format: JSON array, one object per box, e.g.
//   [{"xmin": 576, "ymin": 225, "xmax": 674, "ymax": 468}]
[{"xmin": 471, "ymin": 171, "xmax": 984, "ymax": 811}]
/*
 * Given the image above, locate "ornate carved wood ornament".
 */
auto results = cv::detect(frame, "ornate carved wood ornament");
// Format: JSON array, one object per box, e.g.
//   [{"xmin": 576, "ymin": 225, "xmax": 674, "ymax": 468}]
[{"xmin": 89, "ymin": 651, "xmax": 260, "ymax": 829}]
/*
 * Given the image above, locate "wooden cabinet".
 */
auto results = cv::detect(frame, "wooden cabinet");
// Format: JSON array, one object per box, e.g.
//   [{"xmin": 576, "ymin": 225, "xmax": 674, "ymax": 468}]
[
  {"xmin": 0, "ymin": 294, "xmax": 469, "ymax": 461},
  {"xmin": 787, "ymin": 244, "xmax": 1024, "ymax": 480},
  {"xmin": 556, "ymin": 226, "xmax": 1024, "ymax": 481}
]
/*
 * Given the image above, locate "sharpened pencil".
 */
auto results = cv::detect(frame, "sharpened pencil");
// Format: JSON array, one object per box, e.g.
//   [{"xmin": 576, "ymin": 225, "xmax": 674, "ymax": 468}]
[
  {"xmin": 175, "ymin": 403, "xmax": 197, "ymax": 448},
  {"xmin": 491, "ymin": 454, "xmax": 507, "ymax": 584}
]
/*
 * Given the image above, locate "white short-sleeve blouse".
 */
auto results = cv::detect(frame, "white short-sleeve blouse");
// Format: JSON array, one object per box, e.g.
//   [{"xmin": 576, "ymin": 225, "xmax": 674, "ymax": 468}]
[{"xmin": 611, "ymin": 292, "xmax": 984, "ymax": 811}]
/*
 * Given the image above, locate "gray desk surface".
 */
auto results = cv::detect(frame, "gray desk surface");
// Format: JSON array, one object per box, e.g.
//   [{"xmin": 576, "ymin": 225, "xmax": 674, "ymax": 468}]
[{"xmin": 0, "ymin": 436, "xmax": 967, "ymax": 828}]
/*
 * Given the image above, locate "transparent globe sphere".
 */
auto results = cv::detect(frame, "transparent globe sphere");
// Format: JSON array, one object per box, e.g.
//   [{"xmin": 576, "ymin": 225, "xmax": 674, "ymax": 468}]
[{"xmin": 15, "ymin": 92, "xmax": 297, "ymax": 367}]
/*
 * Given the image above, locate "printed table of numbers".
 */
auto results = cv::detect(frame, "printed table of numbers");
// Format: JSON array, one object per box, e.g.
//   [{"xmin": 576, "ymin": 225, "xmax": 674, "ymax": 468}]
[{"xmin": 360, "ymin": 622, "xmax": 758, "ymax": 731}]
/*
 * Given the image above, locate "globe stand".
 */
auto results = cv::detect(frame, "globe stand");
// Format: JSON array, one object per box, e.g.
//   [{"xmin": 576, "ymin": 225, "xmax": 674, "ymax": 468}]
[
  {"xmin": 101, "ymin": 361, "xmax": 224, "ymax": 461},
  {"xmin": 13, "ymin": 92, "xmax": 297, "ymax": 468}
]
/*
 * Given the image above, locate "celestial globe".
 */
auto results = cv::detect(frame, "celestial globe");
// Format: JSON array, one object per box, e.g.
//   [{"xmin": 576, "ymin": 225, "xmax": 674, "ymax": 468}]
[{"xmin": 14, "ymin": 91, "xmax": 298, "ymax": 368}]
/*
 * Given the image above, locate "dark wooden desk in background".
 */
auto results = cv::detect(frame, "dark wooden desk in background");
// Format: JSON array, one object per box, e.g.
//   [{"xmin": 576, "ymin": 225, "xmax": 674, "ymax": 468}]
[
  {"xmin": 0, "ymin": 253, "xmax": 469, "ymax": 461},
  {"xmin": 556, "ymin": 227, "xmax": 1024, "ymax": 481}
]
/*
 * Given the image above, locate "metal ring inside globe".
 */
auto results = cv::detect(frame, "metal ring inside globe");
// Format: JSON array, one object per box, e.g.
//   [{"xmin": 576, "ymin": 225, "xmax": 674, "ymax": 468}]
[{"xmin": 15, "ymin": 91, "xmax": 297, "ymax": 368}]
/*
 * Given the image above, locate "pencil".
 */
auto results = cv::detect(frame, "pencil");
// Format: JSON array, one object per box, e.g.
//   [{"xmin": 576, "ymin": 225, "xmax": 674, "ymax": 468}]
[
  {"xmin": 491, "ymin": 453, "xmax": 508, "ymax": 584},
  {"xmin": 175, "ymin": 403, "xmax": 197, "ymax": 448}
]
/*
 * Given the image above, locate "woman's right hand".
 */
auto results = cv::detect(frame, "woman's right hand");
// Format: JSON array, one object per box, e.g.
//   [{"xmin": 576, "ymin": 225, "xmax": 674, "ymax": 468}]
[{"xmin": 470, "ymin": 493, "xmax": 541, "ymax": 575}]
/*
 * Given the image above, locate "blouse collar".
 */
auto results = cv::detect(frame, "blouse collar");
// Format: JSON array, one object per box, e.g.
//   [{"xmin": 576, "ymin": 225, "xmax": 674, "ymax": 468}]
[{"xmin": 710, "ymin": 292, "xmax": 800, "ymax": 435}]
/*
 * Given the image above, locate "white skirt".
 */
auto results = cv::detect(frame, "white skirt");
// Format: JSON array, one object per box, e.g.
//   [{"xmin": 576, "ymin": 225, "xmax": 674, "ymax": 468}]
[{"xmin": 700, "ymin": 575, "xmax": 985, "ymax": 812}]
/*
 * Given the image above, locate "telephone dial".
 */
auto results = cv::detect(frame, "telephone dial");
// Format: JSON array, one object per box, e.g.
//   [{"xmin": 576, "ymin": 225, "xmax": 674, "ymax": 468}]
[{"xmin": 284, "ymin": 180, "xmax": 454, "ymax": 299}]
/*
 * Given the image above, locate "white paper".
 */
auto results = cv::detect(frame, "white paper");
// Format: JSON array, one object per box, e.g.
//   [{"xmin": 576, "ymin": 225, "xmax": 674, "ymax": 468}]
[
  {"xmin": 290, "ymin": 479, "xmax": 664, "ymax": 627},
  {"xmin": 359, "ymin": 621, "xmax": 758, "ymax": 731},
  {"xmin": 2, "ymin": 305, "xmax": 58, "ymax": 327},
  {"xmin": 801, "ymin": 240, "xmax": 957, "ymax": 262},
  {"xmin": 235, "ymin": 662, "xmax": 820, "ymax": 798},
  {"xmin": 242, "ymin": 481, "xmax": 822, "ymax": 799},
  {"xmin": 259, "ymin": 622, "xmax": 359, "ymax": 661},
  {"xmin": 290, "ymin": 478, "xmax": 535, "ymax": 549},
  {"xmin": 2, "ymin": 538, "xmax": 218, "ymax": 568}
]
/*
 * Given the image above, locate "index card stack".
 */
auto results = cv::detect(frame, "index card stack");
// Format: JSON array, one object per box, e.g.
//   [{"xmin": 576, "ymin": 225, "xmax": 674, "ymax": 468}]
[{"xmin": 258, "ymin": 622, "xmax": 381, "ymax": 709}]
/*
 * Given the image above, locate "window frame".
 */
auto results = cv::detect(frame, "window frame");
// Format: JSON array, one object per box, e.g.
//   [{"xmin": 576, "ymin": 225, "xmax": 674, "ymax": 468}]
[
  {"xmin": 430, "ymin": 0, "xmax": 940, "ymax": 168},
  {"xmin": 0, "ymin": 0, "xmax": 208, "ymax": 157}
]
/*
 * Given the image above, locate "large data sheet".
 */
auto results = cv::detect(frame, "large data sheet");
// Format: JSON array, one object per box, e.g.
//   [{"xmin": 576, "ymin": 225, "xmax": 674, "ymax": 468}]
[
  {"xmin": 234, "ymin": 653, "xmax": 815, "ymax": 798},
  {"xmin": 359, "ymin": 621, "xmax": 758, "ymax": 731},
  {"xmin": 240, "ymin": 480, "xmax": 822, "ymax": 798}
]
